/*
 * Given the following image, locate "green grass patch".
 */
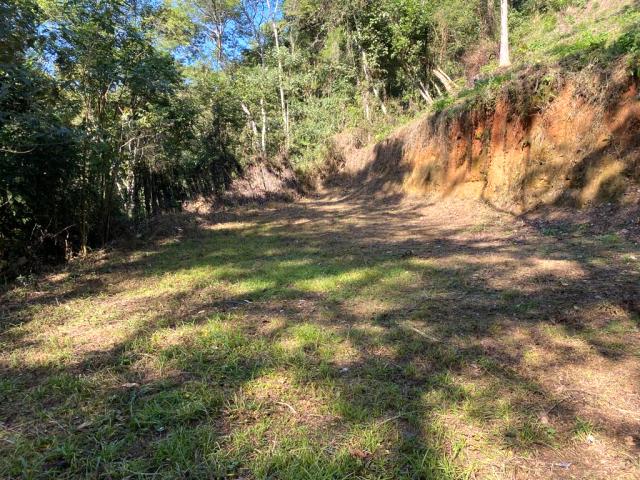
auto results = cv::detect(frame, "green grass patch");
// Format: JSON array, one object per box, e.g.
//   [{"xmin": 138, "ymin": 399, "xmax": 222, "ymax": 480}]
[{"xmin": 1, "ymin": 199, "xmax": 638, "ymax": 478}]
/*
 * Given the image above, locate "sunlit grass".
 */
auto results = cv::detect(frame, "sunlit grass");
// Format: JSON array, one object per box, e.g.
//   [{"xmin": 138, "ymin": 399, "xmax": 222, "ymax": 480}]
[
  {"xmin": 512, "ymin": 0, "xmax": 640, "ymax": 68},
  {"xmin": 1, "ymin": 198, "xmax": 639, "ymax": 478}
]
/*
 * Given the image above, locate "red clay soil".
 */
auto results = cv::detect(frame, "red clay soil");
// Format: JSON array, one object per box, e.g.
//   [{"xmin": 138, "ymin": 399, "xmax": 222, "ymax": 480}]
[{"xmin": 331, "ymin": 64, "xmax": 640, "ymax": 218}]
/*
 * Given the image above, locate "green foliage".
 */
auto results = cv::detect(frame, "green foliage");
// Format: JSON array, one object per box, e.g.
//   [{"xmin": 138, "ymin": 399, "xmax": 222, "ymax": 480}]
[
  {"xmin": 432, "ymin": 96, "xmax": 455, "ymax": 113},
  {"xmin": 428, "ymin": 0, "xmax": 484, "ymax": 69},
  {"xmin": 0, "ymin": 0, "xmax": 240, "ymax": 279},
  {"xmin": 0, "ymin": 0, "xmax": 80, "ymax": 273},
  {"xmin": 550, "ymin": 28, "xmax": 608, "ymax": 66},
  {"xmin": 3, "ymin": 0, "xmax": 640, "ymax": 278},
  {"xmin": 516, "ymin": 0, "xmax": 586, "ymax": 14},
  {"xmin": 511, "ymin": 0, "xmax": 640, "ymax": 69}
]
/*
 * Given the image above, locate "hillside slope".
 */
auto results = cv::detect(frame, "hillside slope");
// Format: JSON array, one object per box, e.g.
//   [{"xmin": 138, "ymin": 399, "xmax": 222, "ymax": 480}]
[
  {"xmin": 324, "ymin": 0, "xmax": 640, "ymax": 221},
  {"xmin": 330, "ymin": 64, "xmax": 639, "ymax": 215}
]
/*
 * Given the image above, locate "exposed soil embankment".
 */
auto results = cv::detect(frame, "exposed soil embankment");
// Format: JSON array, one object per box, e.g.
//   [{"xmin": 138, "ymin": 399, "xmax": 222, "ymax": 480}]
[
  {"xmin": 330, "ymin": 66, "xmax": 640, "ymax": 215},
  {"xmin": 221, "ymin": 162, "xmax": 301, "ymax": 205}
]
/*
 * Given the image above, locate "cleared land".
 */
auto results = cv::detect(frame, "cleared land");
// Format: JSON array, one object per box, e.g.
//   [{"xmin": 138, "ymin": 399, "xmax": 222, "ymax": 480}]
[{"xmin": 1, "ymin": 191, "xmax": 639, "ymax": 479}]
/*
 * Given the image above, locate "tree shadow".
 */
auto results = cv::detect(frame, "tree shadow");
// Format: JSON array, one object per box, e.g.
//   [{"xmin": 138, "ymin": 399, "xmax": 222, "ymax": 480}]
[{"xmin": 1, "ymin": 191, "xmax": 639, "ymax": 478}]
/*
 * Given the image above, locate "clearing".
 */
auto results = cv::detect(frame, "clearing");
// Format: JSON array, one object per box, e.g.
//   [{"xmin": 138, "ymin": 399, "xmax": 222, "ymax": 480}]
[{"xmin": 2, "ymin": 190, "xmax": 640, "ymax": 479}]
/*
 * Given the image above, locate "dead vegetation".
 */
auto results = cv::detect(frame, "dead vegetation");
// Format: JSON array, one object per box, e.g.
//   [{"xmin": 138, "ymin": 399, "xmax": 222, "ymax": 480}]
[{"xmin": 1, "ymin": 188, "xmax": 639, "ymax": 478}]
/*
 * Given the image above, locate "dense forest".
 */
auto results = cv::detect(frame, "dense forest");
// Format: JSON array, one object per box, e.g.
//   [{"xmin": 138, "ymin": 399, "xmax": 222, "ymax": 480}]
[{"xmin": 2, "ymin": 0, "xmax": 639, "ymax": 279}]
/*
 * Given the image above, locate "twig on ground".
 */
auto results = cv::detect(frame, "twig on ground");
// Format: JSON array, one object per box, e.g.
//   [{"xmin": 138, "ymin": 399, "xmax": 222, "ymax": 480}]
[
  {"xmin": 377, "ymin": 414, "xmax": 404, "ymax": 426},
  {"xmin": 276, "ymin": 401, "xmax": 297, "ymax": 415},
  {"xmin": 404, "ymin": 324, "xmax": 441, "ymax": 343}
]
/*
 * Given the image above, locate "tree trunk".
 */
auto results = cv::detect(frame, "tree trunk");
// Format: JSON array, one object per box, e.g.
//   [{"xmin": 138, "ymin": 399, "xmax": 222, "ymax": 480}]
[
  {"xmin": 266, "ymin": 0, "xmax": 290, "ymax": 152},
  {"xmin": 362, "ymin": 89, "xmax": 371, "ymax": 121},
  {"xmin": 499, "ymin": 0, "xmax": 511, "ymax": 67},
  {"xmin": 432, "ymin": 79, "xmax": 443, "ymax": 97},
  {"xmin": 432, "ymin": 67, "xmax": 455, "ymax": 93},
  {"xmin": 260, "ymin": 98, "xmax": 267, "ymax": 157},
  {"xmin": 241, "ymin": 101, "xmax": 260, "ymax": 152},
  {"xmin": 345, "ymin": 31, "xmax": 369, "ymax": 121},
  {"xmin": 418, "ymin": 80, "xmax": 434, "ymax": 105},
  {"xmin": 79, "ymin": 124, "xmax": 90, "ymax": 256},
  {"xmin": 361, "ymin": 51, "xmax": 387, "ymax": 115},
  {"xmin": 484, "ymin": 0, "xmax": 496, "ymax": 38}
]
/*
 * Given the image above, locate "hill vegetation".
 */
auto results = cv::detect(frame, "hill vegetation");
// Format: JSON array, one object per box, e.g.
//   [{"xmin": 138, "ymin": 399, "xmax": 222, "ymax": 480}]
[
  {"xmin": 3, "ymin": 0, "xmax": 639, "ymax": 279},
  {"xmin": 2, "ymin": 1, "xmax": 640, "ymax": 478}
]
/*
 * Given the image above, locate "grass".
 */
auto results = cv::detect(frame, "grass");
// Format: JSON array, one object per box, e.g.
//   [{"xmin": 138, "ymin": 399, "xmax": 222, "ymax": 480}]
[
  {"xmin": 1, "ymin": 196, "xmax": 639, "ymax": 479},
  {"xmin": 511, "ymin": 0, "xmax": 640, "ymax": 69},
  {"xmin": 433, "ymin": 0, "xmax": 640, "ymax": 120}
]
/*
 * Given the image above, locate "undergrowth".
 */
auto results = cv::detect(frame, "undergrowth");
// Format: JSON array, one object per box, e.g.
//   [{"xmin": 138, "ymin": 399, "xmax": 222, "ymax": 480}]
[{"xmin": 421, "ymin": 0, "xmax": 639, "ymax": 125}]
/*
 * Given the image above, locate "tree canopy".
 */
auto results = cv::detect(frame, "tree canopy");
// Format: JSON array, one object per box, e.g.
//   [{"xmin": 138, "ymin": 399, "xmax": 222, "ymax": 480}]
[{"xmin": 0, "ymin": 0, "xmax": 599, "ymax": 278}]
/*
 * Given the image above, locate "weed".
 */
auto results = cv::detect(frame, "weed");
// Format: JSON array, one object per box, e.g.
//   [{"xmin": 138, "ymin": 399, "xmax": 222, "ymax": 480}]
[{"xmin": 573, "ymin": 417, "xmax": 597, "ymax": 440}]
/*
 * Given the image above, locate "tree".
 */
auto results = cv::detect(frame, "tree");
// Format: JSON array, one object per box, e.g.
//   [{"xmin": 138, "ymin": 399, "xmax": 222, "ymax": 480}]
[
  {"xmin": 0, "ymin": 0, "xmax": 80, "ymax": 272},
  {"xmin": 499, "ymin": 0, "xmax": 511, "ymax": 67},
  {"xmin": 266, "ymin": 0, "xmax": 291, "ymax": 152},
  {"xmin": 193, "ymin": 0, "xmax": 241, "ymax": 66}
]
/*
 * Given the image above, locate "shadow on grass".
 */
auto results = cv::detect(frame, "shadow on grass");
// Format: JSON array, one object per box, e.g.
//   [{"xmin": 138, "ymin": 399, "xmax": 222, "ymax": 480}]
[{"xmin": 1, "ymin": 192, "xmax": 639, "ymax": 478}]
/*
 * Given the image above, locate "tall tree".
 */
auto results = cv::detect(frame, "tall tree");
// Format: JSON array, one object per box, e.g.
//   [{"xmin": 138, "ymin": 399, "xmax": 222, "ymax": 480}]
[
  {"xmin": 194, "ymin": 0, "xmax": 240, "ymax": 66},
  {"xmin": 499, "ymin": 0, "xmax": 511, "ymax": 67},
  {"xmin": 266, "ymin": 0, "xmax": 290, "ymax": 152}
]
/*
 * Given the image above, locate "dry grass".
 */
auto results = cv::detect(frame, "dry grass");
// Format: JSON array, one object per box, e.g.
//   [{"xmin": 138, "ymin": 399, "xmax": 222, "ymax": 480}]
[{"xmin": 1, "ymin": 191, "xmax": 639, "ymax": 479}]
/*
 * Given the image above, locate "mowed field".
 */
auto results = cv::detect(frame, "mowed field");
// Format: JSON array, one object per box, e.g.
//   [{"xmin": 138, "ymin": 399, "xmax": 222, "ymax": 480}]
[{"xmin": 1, "ymin": 192, "xmax": 639, "ymax": 479}]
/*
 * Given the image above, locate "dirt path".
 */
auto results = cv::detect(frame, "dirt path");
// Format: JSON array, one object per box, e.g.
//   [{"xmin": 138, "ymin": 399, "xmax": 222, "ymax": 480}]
[{"xmin": 2, "ymin": 190, "xmax": 639, "ymax": 478}]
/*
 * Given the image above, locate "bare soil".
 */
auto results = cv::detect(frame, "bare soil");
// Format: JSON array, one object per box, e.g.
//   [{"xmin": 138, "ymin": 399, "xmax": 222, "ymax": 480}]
[{"xmin": 2, "ymin": 186, "xmax": 639, "ymax": 479}]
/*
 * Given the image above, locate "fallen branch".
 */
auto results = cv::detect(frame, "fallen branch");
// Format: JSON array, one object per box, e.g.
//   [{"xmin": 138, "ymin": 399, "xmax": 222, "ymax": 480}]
[
  {"xmin": 404, "ymin": 324, "xmax": 441, "ymax": 343},
  {"xmin": 276, "ymin": 401, "xmax": 297, "ymax": 415}
]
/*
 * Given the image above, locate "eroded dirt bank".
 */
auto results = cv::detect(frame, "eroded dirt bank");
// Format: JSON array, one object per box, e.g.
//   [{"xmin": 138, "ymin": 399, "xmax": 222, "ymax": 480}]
[{"xmin": 332, "ymin": 66, "xmax": 640, "ymax": 216}]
